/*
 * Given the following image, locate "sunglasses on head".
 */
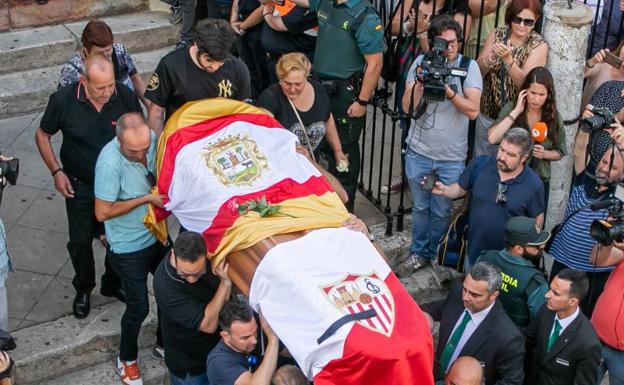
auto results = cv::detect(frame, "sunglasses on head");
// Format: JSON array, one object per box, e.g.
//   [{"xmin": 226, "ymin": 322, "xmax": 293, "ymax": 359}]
[
  {"xmin": 511, "ymin": 16, "xmax": 536, "ymax": 27},
  {"xmin": 496, "ymin": 182, "xmax": 507, "ymax": 204}
]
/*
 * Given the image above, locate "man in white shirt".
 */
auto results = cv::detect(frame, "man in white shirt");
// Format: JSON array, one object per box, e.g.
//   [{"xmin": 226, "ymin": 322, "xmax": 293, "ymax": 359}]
[
  {"xmin": 421, "ymin": 262, "xmax": 525, "ymax": 385},
  {"xmin": 523, "ymin": 268, "xmax": 601, "ymax": 385}
]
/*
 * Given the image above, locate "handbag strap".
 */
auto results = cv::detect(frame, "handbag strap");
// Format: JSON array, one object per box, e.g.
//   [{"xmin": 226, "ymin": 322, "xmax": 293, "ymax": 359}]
[{"xmin": 287, "ymin": 98, "xmax": 316, "ymax": 163}]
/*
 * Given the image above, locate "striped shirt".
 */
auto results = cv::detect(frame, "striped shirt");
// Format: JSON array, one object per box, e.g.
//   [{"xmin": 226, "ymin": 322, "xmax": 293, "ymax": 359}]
[{"xmin": 550, "ymin": 176, "xmax": 614, "ymax": 273}]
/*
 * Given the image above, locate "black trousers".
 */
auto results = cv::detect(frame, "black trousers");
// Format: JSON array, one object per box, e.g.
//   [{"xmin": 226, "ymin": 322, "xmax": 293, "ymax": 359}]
[
  {"xmin": 65, "ymin": 179, "xmax": 121, "ymax": 294},
  {"xmin": 550, "ymin": 259, "xmax": 611, "ymax": 317},
  {"xmin": 319, "ymin": 77, "xmax": 365, "ymax": 213},
  {"xmin": 109, "ymin": 241, "xmax": 169, "ymax": 361}
]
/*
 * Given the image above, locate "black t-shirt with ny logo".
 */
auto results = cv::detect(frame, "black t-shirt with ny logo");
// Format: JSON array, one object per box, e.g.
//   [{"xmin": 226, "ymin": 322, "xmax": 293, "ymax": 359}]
[{"xmin": 145, "ymin": 48, "xmax": 251, "ymax": 119}]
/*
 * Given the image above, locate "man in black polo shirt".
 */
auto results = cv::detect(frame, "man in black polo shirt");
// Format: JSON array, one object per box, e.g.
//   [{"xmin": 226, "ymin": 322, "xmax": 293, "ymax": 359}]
[
  {"xmin": 432, "ymin": 127, "xmax": 545, "ymax": 271},
  {"xmin": 153, "ymin": 231, "xmax": 232, "ymax": 385},
  {"xmin": 35, "ymin": 54, "xmax": 141, "ymax": 319},
  {"xmin": 145, "ymin": 18, "xmax": 251, "ymax": 135}
]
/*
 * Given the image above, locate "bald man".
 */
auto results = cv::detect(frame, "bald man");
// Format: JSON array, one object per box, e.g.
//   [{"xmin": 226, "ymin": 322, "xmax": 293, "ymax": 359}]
[
  {"xmin": 35, "ymin": 53, "xmax": 142, "ymax": 320},
  {"xmin": 94, "ymin": 112, "xmax": 169, "ymax": 385},
  {"xmin": 444, "ymin": 357, "xmax": 484, "ymax": 385}
]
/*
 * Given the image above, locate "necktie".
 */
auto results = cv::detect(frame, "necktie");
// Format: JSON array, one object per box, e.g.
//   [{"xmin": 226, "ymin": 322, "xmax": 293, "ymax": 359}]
[
  {"xmin": 439, "ymin": 310, "xmax": 472, "ymax": 375},
  {"xmin": 546, "ymin": 319, "xmax": 562, "ymax": 353}
]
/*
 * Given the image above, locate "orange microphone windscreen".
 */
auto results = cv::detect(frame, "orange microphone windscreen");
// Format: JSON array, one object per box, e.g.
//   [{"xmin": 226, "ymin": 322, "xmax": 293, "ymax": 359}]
[{"xmin": 532, "ymin": 122, "xmax": 548, "ymax": 143}]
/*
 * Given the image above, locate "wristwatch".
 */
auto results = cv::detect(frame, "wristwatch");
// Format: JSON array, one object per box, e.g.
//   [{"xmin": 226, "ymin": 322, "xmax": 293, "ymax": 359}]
[{"xmin": 356, "ymin": 97, "xmax": 369, "ymax": 106}]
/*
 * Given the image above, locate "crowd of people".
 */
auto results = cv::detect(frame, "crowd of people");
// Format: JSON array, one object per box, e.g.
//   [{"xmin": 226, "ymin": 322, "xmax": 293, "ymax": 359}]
[{"xmin": 21, "ymin": 0, "xmax": 624, "ymax": 384}]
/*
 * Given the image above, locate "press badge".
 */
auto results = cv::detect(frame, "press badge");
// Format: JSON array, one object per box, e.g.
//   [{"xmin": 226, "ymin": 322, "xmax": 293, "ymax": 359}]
[{"xmin": 555, "ymin": 358, "xmax": 570, "ymax": 366}]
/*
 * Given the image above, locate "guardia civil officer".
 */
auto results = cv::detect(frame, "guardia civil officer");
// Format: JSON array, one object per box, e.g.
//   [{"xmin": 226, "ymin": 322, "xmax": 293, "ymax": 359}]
[
  {"xmin": 477, "ymin": 216, "xmax": 550, "ymax": 328},
  {"xmin": 288, "ymin": 0, "xmax": 384, "ymax": 212}
]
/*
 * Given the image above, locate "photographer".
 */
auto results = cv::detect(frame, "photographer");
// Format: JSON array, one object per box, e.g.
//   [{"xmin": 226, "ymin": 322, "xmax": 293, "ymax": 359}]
[
  {"xmin": 589, "ymin": 241, "xmax": 624, "ymax": 385},
  {"xmin": 548, "ymin": 87, "xmax": 624, "ymax": 317},
  {"xmin": 396, "ymin": 14, "xmax": 482, "ymax": 275}
]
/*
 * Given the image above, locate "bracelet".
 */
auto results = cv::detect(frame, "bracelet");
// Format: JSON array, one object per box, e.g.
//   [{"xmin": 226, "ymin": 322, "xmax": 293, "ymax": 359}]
[
  {"xmin": 506, "ymin": 113, "xmax": 516, "ymax": 122},
  {"xmin": 263, "ymin": 11, "xmax": 271, "ymax": 17},
  {"xmin": 51, "ymin": 168, "xmax": 63, "ymax": 177},
  {"xmin": 586, "ymin": 60, "xmax": 595, "ymax": 68},
  {"xmin": 448, "ymin": 91, "xmax": 457, "ymax": 100}
]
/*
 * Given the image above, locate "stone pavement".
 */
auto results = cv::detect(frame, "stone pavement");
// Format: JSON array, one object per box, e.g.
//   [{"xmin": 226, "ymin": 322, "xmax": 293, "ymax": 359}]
[{"xmin": 0, "ymin": 110, "xmax": 386, "ymax": 333}]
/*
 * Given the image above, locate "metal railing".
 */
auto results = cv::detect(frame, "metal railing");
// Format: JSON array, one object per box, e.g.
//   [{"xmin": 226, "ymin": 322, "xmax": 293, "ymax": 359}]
[{"xmin": 361, "ymin": 0, "xmax": 621, "ymax": 235}]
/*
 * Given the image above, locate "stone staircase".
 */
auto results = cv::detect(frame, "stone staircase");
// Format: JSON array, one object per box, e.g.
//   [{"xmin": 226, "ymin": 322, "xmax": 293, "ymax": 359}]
[
  {"xmin": 0, "ymin": 4, "xmax": 178, "ymax": 384},
  {"xmin": 0, "ymin": 10, "xmax": 178, "ymax": 117}
]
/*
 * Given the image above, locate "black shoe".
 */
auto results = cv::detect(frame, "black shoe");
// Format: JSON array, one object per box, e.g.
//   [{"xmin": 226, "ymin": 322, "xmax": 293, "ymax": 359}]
[
  {"xmin": 100, "ymin": 286, "xmax": 126, "ymax": 303},
  {"xmin": 73, "ymin": 293, "xmax": 90, "ymax": 319}
]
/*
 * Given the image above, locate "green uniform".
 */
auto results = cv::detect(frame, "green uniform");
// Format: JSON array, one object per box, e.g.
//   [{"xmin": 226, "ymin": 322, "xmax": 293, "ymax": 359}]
[
  {"xmin": 477, "ymin": 249, "xmax": 549, "ymax": 327},
  {"xmin": 309, "ymin": 0, "xmax": 384, "ymax": 211}
]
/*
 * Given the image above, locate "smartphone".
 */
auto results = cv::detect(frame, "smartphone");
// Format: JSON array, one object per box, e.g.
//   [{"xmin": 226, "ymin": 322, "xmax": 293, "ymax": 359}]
[
  {"xmin": 420, "ymin": 172, "xmax": 438, "ymax": 192},
  {"xmin": 604, "ymin": 52, "xmax": 623, "ymax": 69}
]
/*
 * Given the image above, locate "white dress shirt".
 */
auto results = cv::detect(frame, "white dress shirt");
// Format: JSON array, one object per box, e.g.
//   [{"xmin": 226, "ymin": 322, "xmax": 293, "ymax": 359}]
[
  {"xmin": 549, "ymin": 306, "xmax": 579, "ymax": 339},
  {"xmin": 446, "ymin": 301, "xmax": 496, "ymax": 372}
]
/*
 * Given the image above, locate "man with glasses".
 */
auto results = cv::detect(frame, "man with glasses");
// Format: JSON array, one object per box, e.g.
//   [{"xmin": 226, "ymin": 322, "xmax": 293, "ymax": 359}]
[
  {"xmin": 153, "ymin": 231, "xmax": 232, "ymax": 385},
  {"xmin": 476, "ymin": 216, "xmax": 550, "ymax": 327},
  {"xmin": 431, "ymin": 128, "xmax": 545, "ymax": 271},
  {"xmin": 396, "ymin": 14, "xmax": 482, "ymax": 277},
  {"xmin": 145, "ymin": 18, "xmax": 251, "ymax": 136},
  {"xmin": 94, "ymin": 112, "xmax": 170, "ymax": 385}
]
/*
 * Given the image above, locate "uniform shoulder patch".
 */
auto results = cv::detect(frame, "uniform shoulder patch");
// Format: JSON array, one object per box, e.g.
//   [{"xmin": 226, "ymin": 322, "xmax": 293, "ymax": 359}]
[{"xmin": 147, "ymin": 73, "xmax": 159, "ymax": 91}]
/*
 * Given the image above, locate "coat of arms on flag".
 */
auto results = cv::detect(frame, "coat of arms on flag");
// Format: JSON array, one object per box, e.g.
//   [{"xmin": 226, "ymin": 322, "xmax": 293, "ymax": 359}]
[
  {"xmin": 203, "ymin": 134, "xmax": 268, "ymax": 186},
  {"xmin": 321, "ymin": 272, "xmax": 395, "ymax": 337}
]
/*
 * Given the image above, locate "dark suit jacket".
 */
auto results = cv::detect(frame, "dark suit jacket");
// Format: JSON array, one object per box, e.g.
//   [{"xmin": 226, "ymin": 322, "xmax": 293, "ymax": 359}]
[
  {"xmin": 421, "ymin": 283, "xmax": 525, "ymax": 385},
  {"xmin": 523, "ymin": 304, "xmax": 601, "ymax": 385}
]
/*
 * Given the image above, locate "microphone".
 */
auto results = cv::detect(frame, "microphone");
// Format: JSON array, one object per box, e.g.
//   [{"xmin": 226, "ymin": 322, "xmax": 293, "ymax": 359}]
[
  {"xmin": 590, "ymin": 200, "xmax": 615, "ymax": 211},
  {"xmin": 532, "ymin": 122, "xmax": 548, "ymax": 143}
]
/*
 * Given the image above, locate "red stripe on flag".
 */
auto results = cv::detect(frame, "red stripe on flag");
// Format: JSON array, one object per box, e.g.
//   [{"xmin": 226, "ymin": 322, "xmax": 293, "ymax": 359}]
[
  {"xmin": 374, "ymin": 296, "xmax": 391, "ymax": 326},
  {"xmin": 158, "ymin": 113, "xmax": 283, "ymax": 196},
  {"xmin": 369, "ymin": 304, "xmax": 389, "ymax": 334},
  {"xmin": 202, "ymin": 176, "xmax": 334, "ymax": 253}
]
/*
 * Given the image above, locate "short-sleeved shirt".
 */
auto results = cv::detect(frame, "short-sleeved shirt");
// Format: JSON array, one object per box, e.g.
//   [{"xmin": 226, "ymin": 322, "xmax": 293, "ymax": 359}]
[
  {"xmin": 144, "ymin": 49, "xmax": 251, "ymax": 119},
  {"xmin": 206, "ymin": 340, "xmax": 252, "ymax": 385},
  {"xmin": 549, "ymin": 173, "xmax": 614, "ymax": 273},
  {"xmin": 309, "ymin": 0, "xmax": 384, "ymax": 55},
  {"xmin": 57, "ymin": 43, "xmax": 138, "ymax": 90},
  {"xmin": 405, "ymin": 55, "xmax": 482, "ymax": 161},
  {"xmin": 94, "ymin": 132, "xmax": 157, "ymax": 253},
  {"xmin": 153, "ymin": 257, "xmax": 221, "ymax": 377},
  {"xmin": 458, "ymin": 156, "xmax": 545, "ymax": 263},
  {"xmin": 260, "ymin": 5, "xmax": 317, "ymax": 57},
  {"xmin": 256, "ymin": 81, "xmax": 330, "ymax": 150},
  {"xmin": 494, "ymin": 102, "xmax": 567, "ymax": 182},
  {"xmin": 40, "ymin": 82, "xmax": 142, "ymax": 185}
]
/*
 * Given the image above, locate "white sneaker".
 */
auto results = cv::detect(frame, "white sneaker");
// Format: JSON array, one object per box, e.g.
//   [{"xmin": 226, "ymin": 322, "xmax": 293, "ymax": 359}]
[{"xmin": 114, "ymin": 357, "xmax": 143, "ymax": 385}]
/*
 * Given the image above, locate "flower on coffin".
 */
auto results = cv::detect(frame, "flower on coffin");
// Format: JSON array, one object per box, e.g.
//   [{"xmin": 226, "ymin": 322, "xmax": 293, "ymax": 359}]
[{"xmin": 237, "ymin": 195, "xmax": 295, "ymax": 218}]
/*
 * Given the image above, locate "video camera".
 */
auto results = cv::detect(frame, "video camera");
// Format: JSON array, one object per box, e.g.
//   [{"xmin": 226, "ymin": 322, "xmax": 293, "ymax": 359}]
[
  {"xmin": 580, "ymin": 106, "xmax": 616, "ymax": 133},
  {"xmin": 419, "ymin": 37, "xmax": 468, "ymax": 102},
  {"xmin": 590, "ymin": 184, "xmax": 624, "ymax": 245}
]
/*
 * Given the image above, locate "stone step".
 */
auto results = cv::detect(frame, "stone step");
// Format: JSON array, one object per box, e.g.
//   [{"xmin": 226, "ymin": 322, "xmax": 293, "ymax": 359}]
[
  {"xmin": 40, "ymin": 349, "xmax": 169, "ymax": 385},
  {"xmin": 0, "ymin": 0, "xmax": 149, "ymax": 32},
  {"xmin": 0, "ymin": 10, "xmax": 178, "ymax": 75},
  {"xmin": 0, "ymin": 46, "xmax": 171, "ymax": 118},
  {"xmin": 11, "ymin": 298, "xmax": 158, "ymax": 385}
]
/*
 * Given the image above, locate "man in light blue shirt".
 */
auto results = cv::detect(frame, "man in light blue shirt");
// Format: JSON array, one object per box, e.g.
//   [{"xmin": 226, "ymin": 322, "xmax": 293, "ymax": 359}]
[{"xmin": 94, "ymin": 112, "xmax": 170, "ymax": 385}]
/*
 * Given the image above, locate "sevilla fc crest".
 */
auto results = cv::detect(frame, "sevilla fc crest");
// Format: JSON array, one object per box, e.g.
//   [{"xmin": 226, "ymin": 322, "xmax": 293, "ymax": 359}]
[{"xmin": 321, "ymin": 272, "xmax": 395, "ymax": 337}]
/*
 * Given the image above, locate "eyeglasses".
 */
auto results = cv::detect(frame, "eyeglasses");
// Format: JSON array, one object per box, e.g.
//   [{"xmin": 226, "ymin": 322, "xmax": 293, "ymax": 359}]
[
  {"xmin": 496, "ymin": 182, "xmax": 507, "ymax": 204},
  {"xmin": 511, "ymin": 16, "xmax": 536, "ymax": 27},
  {"xmin": 174, "ymin": 256, "xmax": 207, "ymax": 279}
]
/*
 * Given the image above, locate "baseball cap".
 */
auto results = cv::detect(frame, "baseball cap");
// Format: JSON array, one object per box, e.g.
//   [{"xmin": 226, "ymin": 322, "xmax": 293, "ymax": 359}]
[{"xmin": 504, "ymin": 216, "xmax": 550, "ymax": 246}]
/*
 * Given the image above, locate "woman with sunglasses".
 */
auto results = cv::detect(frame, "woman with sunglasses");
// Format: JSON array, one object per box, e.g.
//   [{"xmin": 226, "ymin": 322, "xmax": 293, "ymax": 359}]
[
  {"xmin": 256, "ymin": 53, "xmax": 348, "ymax": 168},
  {"xmin": 474, "ymin": 0, "xmax": 548, "ymax": 157},
  {"xmin": 487, "ymin": 67, "xmax": 565, "ymax": 205}
]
